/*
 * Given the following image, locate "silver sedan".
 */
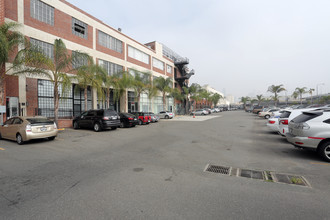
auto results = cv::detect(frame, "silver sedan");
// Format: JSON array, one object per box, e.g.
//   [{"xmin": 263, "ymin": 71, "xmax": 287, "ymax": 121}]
[{"xmin": 286, "ymin": 109, "xmax": 330, "ymax": 162}]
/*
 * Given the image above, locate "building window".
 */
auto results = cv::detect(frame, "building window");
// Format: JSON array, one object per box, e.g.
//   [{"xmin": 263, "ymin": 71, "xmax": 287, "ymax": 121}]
[
  {"xmin": 127, "ymin": 46, "xmax": 150, "ymax": 64},
  {"xmin": 128, "ymin": 69, "xmax": 150, "ymax": 83},
  {"xmin": 72, "ymin": 51, "xmax": 88, "ymax": 69},
  {"xmin": 98, "ymin": 30, "xmax": 123, "ymax": 53},
  {"xmin": 140, "ymin": 93, "xmax": 151, "ymax": 112},
  {"xmin": 30, "ymin": 38, "xmax": 54, "ymax": 60},
  {"xmin": 152, "ymin": 58, "xmax": 164, "ymax": 70},
  {"xmin": 167, "ymin": 65, "xmax": 172, "ymax": 74},
  {"xmin": 72, "ymin": 17, "xmax": 88, "ymax": 39},
  {"xmin": 73, "ymin": 85, "xmax": 92, "ymax": 116},
  {"xmin": 99, "ymin": 59, "xmax": 123, "ymax": 76},
  {"xmin": 30, "ymin": 0, "xmax": 54, "ymax": 25},
  {"xmin": 38, "ymin": 80, "xmax": 73, "ymax": 118}
]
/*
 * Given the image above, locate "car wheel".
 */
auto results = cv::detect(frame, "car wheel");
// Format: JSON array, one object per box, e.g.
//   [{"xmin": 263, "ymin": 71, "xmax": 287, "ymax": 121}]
[
  {"xmin": 48, "ymin": 136, "xmax": 56, "ymax": 141},
  {"xmin": 138, "ymin": 120, "xmax": 143, "ymax": 125},
  {"xmin": 264, "ymin": 115, "xmax": 270, "ymax": 119},
  {"xmin": 73, "ymin": 121, "xmax": 79, "ymax": 129},
  {"xmin": 120, "ymin": 122, "xmax": 124, "ymax": 128},
  {"xmin": 317, "ymin": 141, "xmax": 330, "ymax": 162},
  {"xmin": 111, "ymin": 126, "xmax": 117, "ymax": 130},
  {"xmin": 132, "ymin": 125, "xmax": 136, "ymax": 127},
  {"xmin": 201, "ymin": 113, "xmax": 205, "ymax": 115},
  {"xmin": 93, "ymin": 123, "xmax": 101, "ymax": 132},
  {"xmin": 165, "ymin": 115, "xmax": 169, "ymax": 119},
  {"xmin": 16, "ymin": 133, "xmax": 24, "ymax": 145}
]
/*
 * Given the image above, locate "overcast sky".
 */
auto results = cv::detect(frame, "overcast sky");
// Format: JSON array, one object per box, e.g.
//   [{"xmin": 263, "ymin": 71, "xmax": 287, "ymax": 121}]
[{"xmin": 67, "ymin": 0, "xmax": 330, "ymax": 99}]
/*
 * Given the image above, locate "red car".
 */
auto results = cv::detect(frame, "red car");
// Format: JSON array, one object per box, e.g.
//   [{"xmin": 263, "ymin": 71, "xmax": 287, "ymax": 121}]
[{"xmin": 131, "ymin": 112, "xmax": 151, "ymax": 125}]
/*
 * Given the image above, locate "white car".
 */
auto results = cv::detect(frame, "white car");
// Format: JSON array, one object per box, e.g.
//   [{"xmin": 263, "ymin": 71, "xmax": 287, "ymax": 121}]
[
  {"xmin": 286, "ymin": 109, "xmax": 330, "ymax": 162},
  {"xmin": 278, "ymin": 108, "xmax": 320, "ymax": 137},
  {"xmin": 266, "ymin": 117, "xmax": 280, "ymax": 132},
  {"xmin": 158, "ymin": 111, "xmax": 174, "ymax": 119}
]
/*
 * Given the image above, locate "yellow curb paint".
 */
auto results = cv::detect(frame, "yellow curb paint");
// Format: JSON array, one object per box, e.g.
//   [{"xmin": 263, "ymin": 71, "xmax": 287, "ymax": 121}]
[
  {"xmin": 0, "ymin": 148, "xmax": 5, "ymax": 151},
  {"xmin": 57, "ymin": 128, "xmax": 65, "ymax": 131},
  {"xmin": 310, "ymin": 162, "xmax": 330, "ymax": 166}
]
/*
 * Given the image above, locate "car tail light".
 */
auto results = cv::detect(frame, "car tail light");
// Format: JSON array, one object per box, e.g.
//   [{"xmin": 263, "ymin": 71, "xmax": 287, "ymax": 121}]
[
  {"xmin": 128, "ymin": 117, "xmax": 133, "ymax": 120},
  {"xmin": 54, "ymin": 122, "xmax": 57, "ymax": 129},
  {"xmin": 103, "ymin": 117, "xmax": 109, "ymax": 120},
  {"xmin": 280, "ymin": 119, "xmax": 288, "ymax": 125},
  {"xmin": 26, "ymin": 124, "xmax": 32, "ymax": 132},
  {"xmin": 268, "ymin": 120, "xmax": 275, "ymax": 124},
  {"xmin": 297, "ymin": 123, "xmax": 310, "ymax": 130},
  {"xmin": 295, "ymin": 142, "xmax": 304, "ymax": 145}
]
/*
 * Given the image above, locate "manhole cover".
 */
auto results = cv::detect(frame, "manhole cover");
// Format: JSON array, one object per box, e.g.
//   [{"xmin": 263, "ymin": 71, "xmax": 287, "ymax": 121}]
[{"xmin": 205, "ymin": 164, "xmax": 231, "ymax": 175}]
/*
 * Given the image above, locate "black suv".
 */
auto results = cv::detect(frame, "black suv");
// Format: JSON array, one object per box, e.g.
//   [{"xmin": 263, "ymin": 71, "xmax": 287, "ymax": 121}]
[{"xmin": 73, "ymin": 109, "xmax": 121, "ymax": 132}]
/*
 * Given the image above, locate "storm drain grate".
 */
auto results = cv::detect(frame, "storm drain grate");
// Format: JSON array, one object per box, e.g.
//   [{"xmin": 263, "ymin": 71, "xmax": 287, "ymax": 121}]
[
  {"xmin": 205, "ymin": 164, "xmax": 231, "ymax": 175},
  {"xmin": 204, "ymin": 164, "xmax": 311, "ymax": 187},
  {"xmin": 271, "ymin": 173, "xmax": 310, "ymax": 187},
  {"xmin": 239, "ymin": 169, "xmax": 265, "ymax": 180}
]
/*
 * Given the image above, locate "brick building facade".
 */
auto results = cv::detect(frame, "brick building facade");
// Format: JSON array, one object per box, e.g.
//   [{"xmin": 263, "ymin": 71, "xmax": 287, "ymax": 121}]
[{"xmin": 1, "ymin": 0, "xmax": 194, "ymax": 127}]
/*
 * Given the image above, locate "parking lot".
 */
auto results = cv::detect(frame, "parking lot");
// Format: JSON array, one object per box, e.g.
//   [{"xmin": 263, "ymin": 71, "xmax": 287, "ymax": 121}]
[{"xmin": 1, "ymin": 111, "xmax": 330, "ymax": 219}]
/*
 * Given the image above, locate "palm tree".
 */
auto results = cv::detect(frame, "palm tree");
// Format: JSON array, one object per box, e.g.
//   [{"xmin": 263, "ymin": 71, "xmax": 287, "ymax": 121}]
[
  {"xmin": 210, "ymin": 93, "xmax": 222, "ymax": 107},
  {"xmin": 112, "ymin": 71, "xmax": 134, "ymax": 111},
  {"xmin": 293, "ymin": 87, "xmax": 307, "ymax": 104},
  {"xmin": 256, "ymin": 94, "xmax": 264, "ymax": 106},
  {"xmin": 308, "ymin": 88, "xmax": 315, "ymax": 104},
  {"xmin": 75, "ymin": 60, "xmax": 105, "ymax": 111},
  {"xmin": 131, "ymin": 70, "xmax": 151, "ymax": 112},
  {"xmin": 99, "ymin": 71, "xmax": 115, "ymax": 109},
  {"xmin": 186, "ymin": 83, "xmax": 202, "ymax": 113},
  {"xmin": 154, "ymin": 76, "xmax": 172, "ymax": 111},
  {"xmin": 14, "ymin": 39, "xmax": 88, "ymax": 126},
  {"xmin": 0, "ymin": 22, "xmax": 24, "ymax": 106},
  {"xmin": 267, "ymin": 84, "xmax": 286, "ymax": 106},
  {"xmin": 170, "ymin": 88, "xmax": 184, "ymax": 114},
  {"xmin": 240, "ymin": 96, "xmax": 250, "ymax": 109}
]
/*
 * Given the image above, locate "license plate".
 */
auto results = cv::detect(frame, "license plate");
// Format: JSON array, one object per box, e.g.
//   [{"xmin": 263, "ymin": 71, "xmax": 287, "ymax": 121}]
[
  {"xmin": 134, "ymin": 118, "xmax": 137, "ymax": 120},
  {"xmin": 40, "ymin": 127, "xmax": 47, "ymax": 132}
]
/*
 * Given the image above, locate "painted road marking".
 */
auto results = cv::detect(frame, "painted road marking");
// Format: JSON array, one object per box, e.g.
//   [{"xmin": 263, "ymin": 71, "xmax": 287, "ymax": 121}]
[
  {"xmin": 310, "ymin": 162, "xmax": 330, "ymax": 166},
  {"xmin": 0, "ymin": 148, "xmax": 5, "ymax": 151}
]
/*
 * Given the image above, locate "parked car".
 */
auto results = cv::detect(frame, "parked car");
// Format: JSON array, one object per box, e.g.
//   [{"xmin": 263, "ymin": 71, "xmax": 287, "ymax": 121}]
[
  {"xmin": 266, "ymin": 117, "xmax": 280, "ymax": 132},
  {"xmin": 252, "ymin": 106, "xmax": 265, "ymax": 114},
  {"xmin": 119, "ymin": 113, "xmax": 139, "ymax": 128},
  {"xmin": 258, "ymin": 108, "xmax": 279, "ymax": 119},
  {"xmin": 73, "ymin": 109, "xmax": 120, "ymax": 132},
  {"xmin": 286, "ymin": 109, "xmax": 330, "ymax": 162},
  {"xmin": 0, "ymin": 116, "xmax": 58, "ymax": 145},
  {"xmin": 158, "ymin": 111, "xmax": 174, "ymax": 119},
  {"xmin": 278, "ymin": 108, "xmax": 320, "ymax": 136},
  {"xmin": 149, "ymin": 112, "xmax": 159, "ymax": 123},
  {"xmin": 131, "ymin": 112, "xmax": 150, "ymax": 125},
  {"xmin": 191, "ymin": 109, "xmax": 208, "ymax": 115}
]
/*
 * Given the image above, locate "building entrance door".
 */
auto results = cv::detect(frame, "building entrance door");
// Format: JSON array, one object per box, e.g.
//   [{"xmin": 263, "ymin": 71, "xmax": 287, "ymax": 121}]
[{"xmin": 6, "ymin": 97, "xmax": 19, "ymax": 119}]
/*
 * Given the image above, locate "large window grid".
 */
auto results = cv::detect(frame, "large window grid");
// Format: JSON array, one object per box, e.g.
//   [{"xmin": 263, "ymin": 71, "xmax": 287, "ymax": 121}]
[
  {"xmin": 128, "ymin": 69, "xmax": 150, "ymax": 83},
  {"xmin": 30, "ymin": 38, "xmax": 54, "ymax": 60},
  {"xmin": 152, "ymin": 58, "xmax": 164, "ymax": 70},
  {"xmin": 72, "ymin": 51, "xmax": 88, "ymax": 69},
  {"xmin": 73, "ymin": 85, "xmax": 92, "ymax": 116},
  {"xmin": 72, "ymin": 17, "xmax": 88, "ymax": 39},
  {"xmin": 37, "ymin": 80, "xmax": 73, "ymax": 118},
  {"xmin": 99, "ymin": 59, "xmax": 123, "ymax": 76},
  {"xmin": 128, "ymin": 46, "xmax": 150, "ymax": 64},
  {"xmin": 153, "ymin": 96, "xmax": 163, "ymax": 114},
  {"xmin": 30, "ymin": 0, "xmax": 54, "ymax": 25},
  {"xmin": 98, "ymin": 31, "xmax": 123, "ymax": 53},
  {"xmin": 140, "ymin": 93, "xmax": 151, "ymax": 112}
]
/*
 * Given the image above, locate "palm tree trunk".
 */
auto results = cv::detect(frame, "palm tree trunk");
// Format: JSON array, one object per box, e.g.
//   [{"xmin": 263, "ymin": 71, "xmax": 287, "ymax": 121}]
[
  {"xmin": 54, "ymin": 84, "xmax": 59, "ymax": 127},
  {"xmin": 163, "ymin": 92, "xmax": 166, "ymax": 111},
  {"xmin": 106, "ymin": 88, "xmax": 110, "ymax": 109},
  {"xmin": 137, "ymin": 93, "xmax": 140, "ymax": 112},
  {"xmin": 84, "ymin": 87, "xmax": 88, "ymax": 111}
]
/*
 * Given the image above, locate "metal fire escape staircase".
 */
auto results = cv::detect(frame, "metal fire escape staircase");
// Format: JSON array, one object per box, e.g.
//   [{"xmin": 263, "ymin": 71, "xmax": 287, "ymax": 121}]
[{"xmin": 174, "ymin": 58, "xmax": 195, "ymax": 88}]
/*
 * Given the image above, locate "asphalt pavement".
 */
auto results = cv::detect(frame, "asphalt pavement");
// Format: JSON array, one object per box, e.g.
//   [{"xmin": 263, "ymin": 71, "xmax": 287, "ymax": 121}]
[{"xmin": 0, "ymin": 111, "xmax": 329, "ymax": 219}]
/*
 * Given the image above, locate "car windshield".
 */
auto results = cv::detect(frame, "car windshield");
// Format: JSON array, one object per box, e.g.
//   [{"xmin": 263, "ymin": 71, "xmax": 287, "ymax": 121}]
[{"xmin": 26, "ymin": 118, "xmax": 54, "ymax": 124}]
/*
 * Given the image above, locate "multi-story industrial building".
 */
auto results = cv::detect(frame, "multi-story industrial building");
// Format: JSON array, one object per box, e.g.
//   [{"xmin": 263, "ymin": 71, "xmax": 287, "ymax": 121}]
[{"xmin": 0, "ymin": 0, "xmax": 194, "ymax": 126}]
